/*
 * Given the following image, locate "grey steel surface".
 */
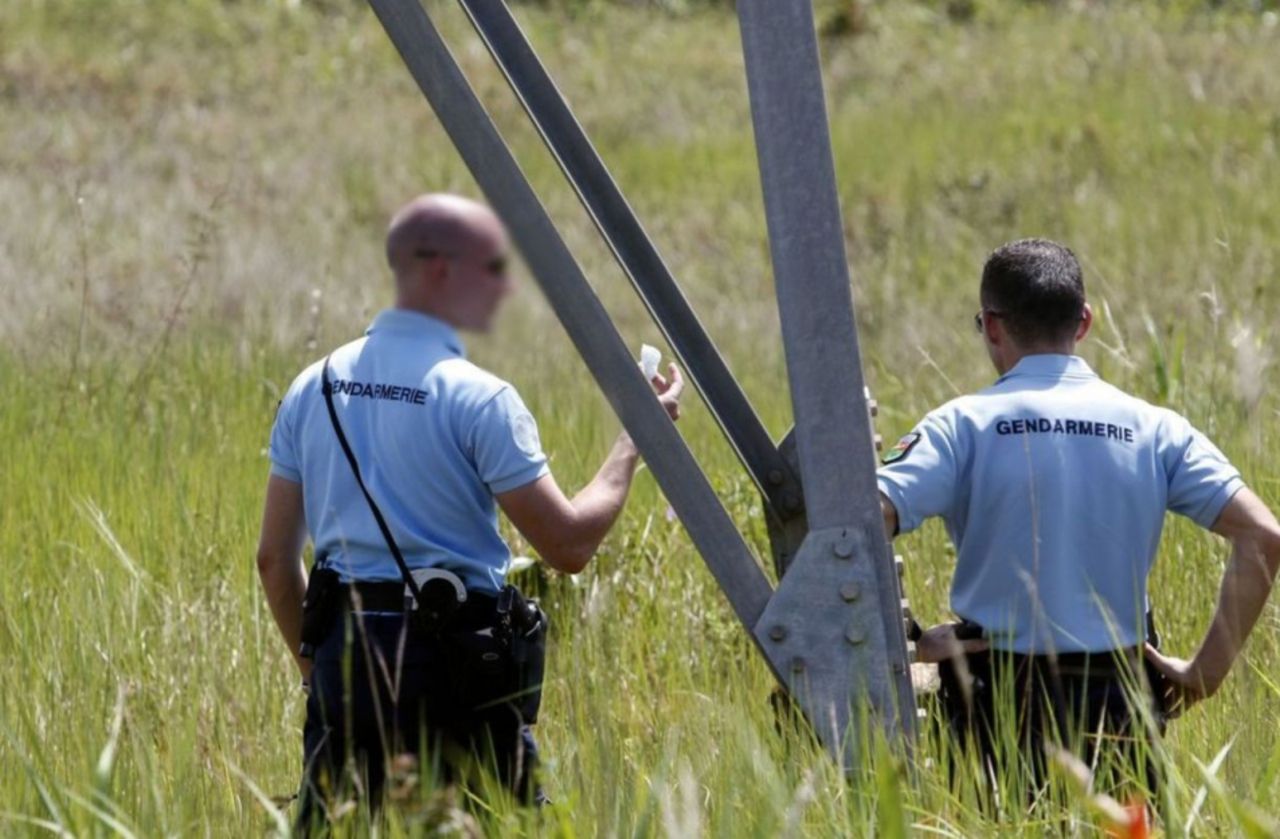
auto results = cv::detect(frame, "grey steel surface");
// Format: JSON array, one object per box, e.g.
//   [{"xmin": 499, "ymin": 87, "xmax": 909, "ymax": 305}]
[
  {"xmin": 365, "ymin": 0, "xmax": 773, "ymax": 630},
  {"xmin": 771, "ymin": 394, "xmax": 882, "ymax": 578},
  {"xmin": 735, "ymin": 0, "xmax": 916, "ymax": 758},
  {"xmin": 456, "ymin": 0, "xmax": 806, "ymax": 528},
  {"xmin": 754, "ymin": 526, "xmax": 910, "ymax": 761},
  {"xmin": 766, "ymin": 428, "xmax": 807, "ymax": 577}
]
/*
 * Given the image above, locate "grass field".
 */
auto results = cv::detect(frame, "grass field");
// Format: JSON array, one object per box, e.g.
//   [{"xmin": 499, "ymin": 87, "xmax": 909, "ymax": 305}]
[{"xmin": 3, "ymin": 0, "xmax": 1280, "ymax": 834}]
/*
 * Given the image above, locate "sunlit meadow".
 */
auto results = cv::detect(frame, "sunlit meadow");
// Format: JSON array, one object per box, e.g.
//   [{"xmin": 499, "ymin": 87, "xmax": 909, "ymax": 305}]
[{"xmin": 3, "ymin": 0, "xmax": 1280, "ymax": 834}]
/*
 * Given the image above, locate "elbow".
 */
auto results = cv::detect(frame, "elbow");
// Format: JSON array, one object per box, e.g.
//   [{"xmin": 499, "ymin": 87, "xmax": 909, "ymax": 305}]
[
  {"xmin": 541, "ymin": 542, "xmax": 595, "ymax": 576},
  {"xmin": 1263, "ymin": 525, "xmax": 1280, "ymax": 578},
  {"xmin": 1238, "ymin": 523, "xmax": 1280, "ymax": 586},
  {"xmin": 527, "ymin": 518, "xmax": 600, "ymax": 575},
  {"xmin": 256, "ymin": 548, "xmax": 283, "ymax": 579}
]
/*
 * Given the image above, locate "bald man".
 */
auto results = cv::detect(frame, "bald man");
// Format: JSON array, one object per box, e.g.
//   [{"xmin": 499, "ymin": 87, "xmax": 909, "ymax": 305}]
[{"xmin": 256, "ymin": 194, "xmax": 683, "ymax": 825}]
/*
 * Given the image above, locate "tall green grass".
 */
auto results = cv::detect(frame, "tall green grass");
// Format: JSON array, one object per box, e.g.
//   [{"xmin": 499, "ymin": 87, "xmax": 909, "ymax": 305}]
[{"xmin": 3, "ymin": 0, "xmax": 1280, "ymax": 833}]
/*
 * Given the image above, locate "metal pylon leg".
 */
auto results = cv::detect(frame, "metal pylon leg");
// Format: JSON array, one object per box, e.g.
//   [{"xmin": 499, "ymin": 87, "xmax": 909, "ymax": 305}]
[{"xmin": 735, "ymin": 0, "xmax": 916, "ymax": 765}]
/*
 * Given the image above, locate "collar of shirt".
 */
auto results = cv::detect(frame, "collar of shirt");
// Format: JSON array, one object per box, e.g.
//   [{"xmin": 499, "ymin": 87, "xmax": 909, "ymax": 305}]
[
  {"xmin": 366, "ymin": 308, "xmax": 465, "ymax": 356},
  {"xmin": 995, "ymin": 353, "xmax": 1096, "ymax": 385}
]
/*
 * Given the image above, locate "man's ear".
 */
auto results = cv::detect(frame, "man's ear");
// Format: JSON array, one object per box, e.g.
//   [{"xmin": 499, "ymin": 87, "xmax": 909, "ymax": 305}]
[
  {"xmin": 1076, "ymin": 303, "xmax": 1093, "ymax": 342},
  {"xmin": 421, "ymin": 257, "xmax": 448, "ymax": 290},
  {"xmin": 984, "ymin": 311, "xmax": 1005, "ymax": 346}
]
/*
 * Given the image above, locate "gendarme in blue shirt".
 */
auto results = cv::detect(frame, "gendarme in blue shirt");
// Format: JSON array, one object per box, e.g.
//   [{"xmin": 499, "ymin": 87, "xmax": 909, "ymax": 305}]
[
  {"xmin": 269, "ymin": 308, "xmax": 550, "ymax": 593},
  {"xmin": 877, "ymin": 354, "xmax": 1243, "ymax": 654}
]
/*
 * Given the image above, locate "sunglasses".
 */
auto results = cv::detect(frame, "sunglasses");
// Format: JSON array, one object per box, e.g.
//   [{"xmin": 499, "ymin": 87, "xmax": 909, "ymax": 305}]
[
  {"xmin": 415, "ymin": 249, "xmax": 509, "ymax": 277},
  {"xmin": 973, "ymin": 309, "xmax": 1005, "ymax": 333},
  {"xmin": 973, "ymin": 309, "xmax": 1087, "ymax": 333}
]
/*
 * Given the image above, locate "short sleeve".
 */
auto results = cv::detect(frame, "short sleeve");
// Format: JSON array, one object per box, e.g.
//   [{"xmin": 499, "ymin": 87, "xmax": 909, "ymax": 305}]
[
  {"xmin": 1162, "ymin": 413, "xmax": 1244, "ymax": 528},
  {"xmin": 876, "ymin": 412, "xmax": 960, "ymax": 535},
  {"xmin": 468, "ymin": 386, "xmax": 550, "ymax": 494},
  {"xmin": 268, "ymin": 387, "xmax": 302, "ymax": 484}
]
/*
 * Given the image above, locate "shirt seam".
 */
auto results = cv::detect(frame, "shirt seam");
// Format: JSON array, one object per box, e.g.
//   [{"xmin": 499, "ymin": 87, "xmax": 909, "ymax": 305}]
[
  {"xmin": 876, "ymin": 477, "xmax": 916, "ymax": 535},
  {"xmin": 1191, "ymin": 475, "xmax": 1245, "ymax": 528},
  {"xmin": 488, "ymin": 462, "xmax": 550, "ymax": 495},
  {"xmin": 269, "ymin": 460, "xmax": 302, "ymax": 483}
]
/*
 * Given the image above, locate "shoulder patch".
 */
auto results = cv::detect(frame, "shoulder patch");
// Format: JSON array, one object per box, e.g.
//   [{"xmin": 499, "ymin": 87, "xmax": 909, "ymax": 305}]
[
  {"xmin": 511, "ymin": 412, "xmax": 542, "ymax": 457},
  {"xmin": 881, "ymin": 432, "xmax": 922, "ymax": 465}
]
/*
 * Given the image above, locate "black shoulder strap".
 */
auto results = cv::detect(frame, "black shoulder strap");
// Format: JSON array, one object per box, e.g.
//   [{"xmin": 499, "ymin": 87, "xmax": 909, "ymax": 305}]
[{"xmin": 320, "ymin": 355, "xmax": 426, "ymax": 607}]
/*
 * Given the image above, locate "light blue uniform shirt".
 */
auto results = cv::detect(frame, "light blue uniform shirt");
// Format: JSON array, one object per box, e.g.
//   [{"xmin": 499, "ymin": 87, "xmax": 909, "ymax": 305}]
[
  {"xmin": 877, "ymin": 354, "xmax": 1243, "ymax": 654},
  {"xmin": 268, "ymin": 308, "xmax": 550, "ymax": 593}
]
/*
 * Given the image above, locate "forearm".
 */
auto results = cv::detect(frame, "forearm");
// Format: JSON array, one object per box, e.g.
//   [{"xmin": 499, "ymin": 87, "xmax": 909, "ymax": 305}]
[
  {"xmin": 1191, "ymin": 539, "xmax": 1278, "ymax": 691},
  {"xmin": 566, "ymin": 431, "xmax": 641, "ymax": 553},
  {"xmin": 259, "ymin": 555, "xmax": 309, "ymax": 674}
]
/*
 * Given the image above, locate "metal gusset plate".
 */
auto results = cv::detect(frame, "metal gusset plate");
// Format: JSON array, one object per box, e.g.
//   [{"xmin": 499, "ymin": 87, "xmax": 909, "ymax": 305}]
[
  {"xmin": 735, "ymin": 0, "xmax": 916, "ymax": 764},
  {"xmin": 770, "ymin": 396, "xmax": 883, "ymax": 578},
  {"xmin": 455, "ymin": 0, "xmax": 806, "ymax": 530},
  {"xmin": 365, "ymin": 0, "xmax": 774, "ymax": 630}
]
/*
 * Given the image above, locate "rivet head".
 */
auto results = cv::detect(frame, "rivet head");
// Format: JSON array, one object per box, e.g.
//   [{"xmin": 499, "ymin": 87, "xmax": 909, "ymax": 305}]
[
  {"xmin": 839, "ymin": 582, "xmax": 861, "ymax": 602},
  {"xmin": 769, "ymin": 624, "xmax": 788, "ymax": 642},
  {"xmin": 833, "ymin": 538, "xmax": 855, "ymax": 559},
  {"xmin": 845, "ymin": 625, "xmax": 867, "ymax": 645},
  {"xmin": 767, "ymin": 468, "xmax": 785, "ymax": 485},
  {"xmin": 782, "ymin": 492, "xmax": 802, "ymax": 513}
]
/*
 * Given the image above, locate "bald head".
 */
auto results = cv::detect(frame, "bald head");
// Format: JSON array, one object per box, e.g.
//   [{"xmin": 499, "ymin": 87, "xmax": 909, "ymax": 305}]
[
  {"xmin": 385, "ymin": 193, "xmax": 503, "ymax": 275},
  {"xmin": 384, "ymin": 193, "xmax": 514, "ymax": 333}
]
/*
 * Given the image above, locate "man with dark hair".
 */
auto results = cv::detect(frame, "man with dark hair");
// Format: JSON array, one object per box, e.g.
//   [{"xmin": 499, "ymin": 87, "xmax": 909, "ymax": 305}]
[
  {"xmin": 878, "ymin": 238, "xmax": 1280, "ymax": 790},
  {"xmin": 980, "ymin": 238, "xmax": 1086, "ymax": 347}
]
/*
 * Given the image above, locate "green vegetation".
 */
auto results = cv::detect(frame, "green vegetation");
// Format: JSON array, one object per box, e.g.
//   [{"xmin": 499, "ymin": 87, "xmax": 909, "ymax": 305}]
[{"xmin": 3, "ymin": 0, "xmax": 1280, "ymax": 834}]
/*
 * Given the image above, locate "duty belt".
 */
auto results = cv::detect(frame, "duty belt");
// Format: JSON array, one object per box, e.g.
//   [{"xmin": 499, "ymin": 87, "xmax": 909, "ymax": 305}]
[
  {"xmin": 948, "ymin": 609, "xmax": 1161, "ymax": 679},
  {"xmin": 338, "ymin": 581, "xmax": 500, "ymax": 631},
  {"xmin": 985, "ymin": 647, "xmax": 1145, "ymax": 679}
]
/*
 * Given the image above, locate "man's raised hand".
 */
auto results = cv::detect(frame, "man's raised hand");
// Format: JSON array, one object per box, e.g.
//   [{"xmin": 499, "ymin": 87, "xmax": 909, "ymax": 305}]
[{"xmin": 651, "ymin": 363, "xmax": 685, "ymax": 421}]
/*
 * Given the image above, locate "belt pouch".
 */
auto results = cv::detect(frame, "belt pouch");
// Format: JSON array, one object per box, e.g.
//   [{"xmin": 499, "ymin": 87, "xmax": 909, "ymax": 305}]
[
  {"xmin": 299, "ymin": 566, "xmax": 342, "ymax": 657},
  {"xmin": 503, "ymin": 586, "xmax": 548, "ymax": 724}
]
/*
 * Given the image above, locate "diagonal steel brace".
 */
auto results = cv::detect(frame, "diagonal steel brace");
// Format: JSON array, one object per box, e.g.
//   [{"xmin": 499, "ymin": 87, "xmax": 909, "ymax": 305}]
[
  {"xmin": 455, "ymin": 0, "xmax": 806, "ymax": 529},
  {"xmin": 365, "ymin": 0, "xmax": 772, "ymax": 632}
]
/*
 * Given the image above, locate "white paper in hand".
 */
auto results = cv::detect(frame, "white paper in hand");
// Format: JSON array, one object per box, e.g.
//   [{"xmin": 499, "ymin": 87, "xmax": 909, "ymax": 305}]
[{"xmin": 639, "ymin": 344, "xmax": 662, "ymax": 381}]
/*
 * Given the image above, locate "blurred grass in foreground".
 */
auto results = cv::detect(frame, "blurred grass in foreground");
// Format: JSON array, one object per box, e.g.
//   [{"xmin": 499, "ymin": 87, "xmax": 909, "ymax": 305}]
[{"xmin": 2, "ymin": 0, "xmax": 1280, "ymax": 834}]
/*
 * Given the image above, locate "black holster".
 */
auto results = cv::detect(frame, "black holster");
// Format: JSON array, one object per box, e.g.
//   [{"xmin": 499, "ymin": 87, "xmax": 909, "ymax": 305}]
[
  {"xmin": 497, "ymin": 585, "xmax": 548, "ymax": 724},
  {"xmin": 299, "ymin": 566, "xmax": 342, "ymax": 659},
  {"xmin": 439, "ymin": 584, "xmax": 547, "ymax": 724}
]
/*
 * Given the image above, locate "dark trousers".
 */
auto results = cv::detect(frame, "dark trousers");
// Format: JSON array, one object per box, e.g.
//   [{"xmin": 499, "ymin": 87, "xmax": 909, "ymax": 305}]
[
  {"xmin": 938, "ymin": 649, "xmax": 1166, "ymax": 797},
  {"xmin": 296, "ymin": 610, "xmax": 539, "ymax": 831}
]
